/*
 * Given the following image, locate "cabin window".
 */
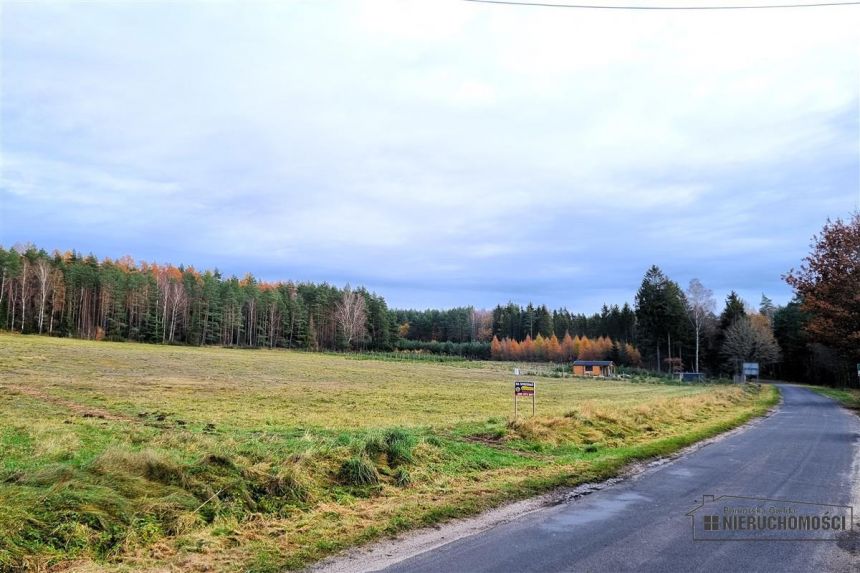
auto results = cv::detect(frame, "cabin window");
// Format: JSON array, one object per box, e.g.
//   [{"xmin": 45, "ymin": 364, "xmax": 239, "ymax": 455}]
[{"xmin": 585, "ymin": 365, "xmax": 593, "ymax": 373}]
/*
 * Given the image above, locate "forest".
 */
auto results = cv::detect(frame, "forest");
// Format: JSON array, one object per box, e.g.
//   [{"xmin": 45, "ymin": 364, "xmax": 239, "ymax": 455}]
[
  {"xmin": 1, "ymin": 213, "xmax": 858, "ymax": 386},
  {"xmin": 0, "ymin": 249, "xmax": 394, "ymax": 351},
  {"xmin": 0, "ymin": 247, "xmax": 641, "ymax": 364}
]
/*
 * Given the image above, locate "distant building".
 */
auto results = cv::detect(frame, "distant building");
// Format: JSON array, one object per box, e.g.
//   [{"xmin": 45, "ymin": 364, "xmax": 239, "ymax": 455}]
[{"xmin": 572, "ymin": 360, "xmax": 616, "ymax": 377}]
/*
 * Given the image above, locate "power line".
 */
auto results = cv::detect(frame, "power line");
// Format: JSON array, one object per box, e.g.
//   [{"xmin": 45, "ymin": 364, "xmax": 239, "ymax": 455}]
[{"xmin": 463, "ymin": 0, "xmax": 860, "ymax": 9}]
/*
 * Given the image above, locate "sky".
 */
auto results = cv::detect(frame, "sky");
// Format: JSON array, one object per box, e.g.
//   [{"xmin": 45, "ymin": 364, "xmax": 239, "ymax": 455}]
[{"xmin": 1, "ymin": 0, "xmax": 858, "ymax": 312}]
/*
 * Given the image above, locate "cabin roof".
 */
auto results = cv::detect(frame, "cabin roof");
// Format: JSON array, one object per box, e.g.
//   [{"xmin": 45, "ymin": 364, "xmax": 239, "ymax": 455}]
[{"xmin": 572, "ymin": 360, "xmax": 615, "ymax": 366}]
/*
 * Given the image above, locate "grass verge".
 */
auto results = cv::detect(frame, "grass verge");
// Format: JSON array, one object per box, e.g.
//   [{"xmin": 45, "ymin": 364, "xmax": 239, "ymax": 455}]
[{"xmin": 809, "ymin": 386, "xmax": 860, "ymax": 411}]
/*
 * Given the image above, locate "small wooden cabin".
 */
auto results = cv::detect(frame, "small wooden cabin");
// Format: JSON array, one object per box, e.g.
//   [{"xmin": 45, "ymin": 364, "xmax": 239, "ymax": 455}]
[{"xmin": 572, "ymin": 360, "xmax": 616, "ymax": 378}]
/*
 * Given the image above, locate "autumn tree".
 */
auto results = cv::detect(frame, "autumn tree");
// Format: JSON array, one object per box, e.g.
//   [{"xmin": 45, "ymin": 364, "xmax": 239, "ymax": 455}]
[
  {"xmin": 546, "ymin": 334, "xmax": 562, "ymax": 362},
  {"xmin": 490, "ymin": 335, "xmax": 502, "ymax": 359},
  {"xmin": 578, "ymin": 336, "xmax": 595, "ymax": 360},
  {"xmin": 521, "ymin": 335, "xmax": 534, "ymax": 361},
  {"xmin": 509, "ymin": 339, "xmax": 521, "ymax": 360},
  {"xmin": 785, "ymin": 214, "xmax": 860, "ymax": 386},
  {"xmin": 624, "ymin": 343, "xmax": 642, "ymax": 366},
  {"xmin": 470, "ymin": 309, "xmax": 494, "ymax": 342},
  {"xmin": 533, "ymin": 334, "xmax": 546, "ymax": 361},
  {"xmin": 398, "ymin": 322, "xmax": 410, "ymax": 338},
  {"xmin": 561, "ymin": 332, "xmax": 576, "ymax": 361}
]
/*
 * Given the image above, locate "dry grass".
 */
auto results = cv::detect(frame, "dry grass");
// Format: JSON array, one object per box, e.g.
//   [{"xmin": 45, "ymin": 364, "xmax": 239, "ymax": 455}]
[
  {"xmin": 0, "ymin": 334, "xmax": 713, "ymax": 429},
  {"xmin": 0, "ymin": 333, "xmax": 777, "ymax": 572}
]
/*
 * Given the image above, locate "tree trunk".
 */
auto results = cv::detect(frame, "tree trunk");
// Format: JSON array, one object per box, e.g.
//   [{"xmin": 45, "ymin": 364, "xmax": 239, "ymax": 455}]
[
  {"xmin": 667, "ymin": 332, "xmax": 672, "ymax": 362},
  {"xmin": 49, "ymin": 288, "xmax": 57, "ymax": 334},
  {"xmin": 200, "ymin": 302, "xmax": 209, "ymax": 346},
  {"xmin": 695, "ymin": 324, "xmax": 700, "ymax": 373},
  {"xmin": 20, "ymin": 272, "xmax": 27, "ymax": 332},
  {"xmin": 9, "ymin": 283, "xmax": 16, "ymax": 331}
]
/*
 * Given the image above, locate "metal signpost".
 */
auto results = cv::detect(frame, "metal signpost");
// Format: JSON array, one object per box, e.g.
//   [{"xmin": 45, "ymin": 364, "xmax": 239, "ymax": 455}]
[{"xmin": 514, "ymin": 379, "xmax": 535, "ymax": 418}]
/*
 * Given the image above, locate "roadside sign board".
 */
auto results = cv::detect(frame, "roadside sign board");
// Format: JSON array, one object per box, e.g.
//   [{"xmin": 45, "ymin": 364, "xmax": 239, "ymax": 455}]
[
  {"xmin": 513, "ymin": 380, "xmax": 535, "ymax": 417},
  {"xmin": 514, "ymin": 381, "xmax": 535, "ymax": 396},
  {"xmin": 742, "ymin": 362, "xmax": 760, "ymax": 377}
]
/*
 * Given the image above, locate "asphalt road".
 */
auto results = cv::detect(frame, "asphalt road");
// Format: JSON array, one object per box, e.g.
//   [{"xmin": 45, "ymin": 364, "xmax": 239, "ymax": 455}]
[{"xmin": 381, "ymin": 385, "xmax": 860, "ymax": 573}]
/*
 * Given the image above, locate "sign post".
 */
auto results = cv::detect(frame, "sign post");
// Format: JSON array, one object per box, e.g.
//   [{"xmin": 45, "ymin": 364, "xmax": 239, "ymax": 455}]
[
  {"xmin": 742, "ymin": 362, "xmax": 760, "ymax": 382},
  {"xmin": 514, "ymin": 379, "xmax": 535, "ymax": 418}
]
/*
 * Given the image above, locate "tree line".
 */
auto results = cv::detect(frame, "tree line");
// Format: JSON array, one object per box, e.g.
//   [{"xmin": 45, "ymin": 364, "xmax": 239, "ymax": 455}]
[
  {"xmin": 0, "ymin": 247, "xmax": 394, "ymax": 351},
  {"xmin": 0, "ymin": 244, "xmax": 792, "ymax": 374},
  {"xmin": 631, "ymin": 211, "xmax": 860, "ymax": 387},
  {"xmin": 490, "ymin": 333, "xmax": 641, "ymax": 365},
  {"xmin": 0, "ymin": 246, "xmax": 646, "ymax": 361},
  {"xmin": 395, "ymin": 303, "xmax": 637, "ymax": 345},
  {"xmin": 633, "ymin": 265, "xmax": 781, "ymax": 377},
  {"xmin": 4, "ymin": 209, "xmax": 858, "ymax": 388}
]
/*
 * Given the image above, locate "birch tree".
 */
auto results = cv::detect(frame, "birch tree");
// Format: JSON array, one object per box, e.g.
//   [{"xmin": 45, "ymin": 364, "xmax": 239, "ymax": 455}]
[
  {"xmin": 35, "ymin": 258, "xmax": 52, "ymax": 334},
  {"xmin": 18, "ymin": 255, "xmax": 30, "ymax": 332},
  {"xmin": 48, "ymin": 268, "xmax": 65, "ymax": 334},
  {"xmin": 334, "ymin": 285, "xmax": 366, "ymax": 349},
  {"xmin": 686, "ymin": 278, "xmax": 715, "ymax": 373},
  {"xmin": 167, "ymin": 280, "xmax": 186, "ymax": 343}
]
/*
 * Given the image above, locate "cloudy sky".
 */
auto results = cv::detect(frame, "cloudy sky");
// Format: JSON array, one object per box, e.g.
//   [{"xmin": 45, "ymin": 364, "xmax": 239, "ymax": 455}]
[{"xmin": 1, "ymin": 1, "xmax": 858, "ymax": 311}]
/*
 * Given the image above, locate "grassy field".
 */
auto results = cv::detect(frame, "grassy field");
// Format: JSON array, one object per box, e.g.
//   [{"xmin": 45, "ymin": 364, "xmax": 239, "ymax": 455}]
[{"xmin": 0, "ymin": 334, "xmax": 777, "ymax": 572}]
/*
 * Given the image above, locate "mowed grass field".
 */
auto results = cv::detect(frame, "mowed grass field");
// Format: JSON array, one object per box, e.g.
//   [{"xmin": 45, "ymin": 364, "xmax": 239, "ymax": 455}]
[{"xmin": 0, "ymin": 334, "xmax": 777, "ymax": 572}]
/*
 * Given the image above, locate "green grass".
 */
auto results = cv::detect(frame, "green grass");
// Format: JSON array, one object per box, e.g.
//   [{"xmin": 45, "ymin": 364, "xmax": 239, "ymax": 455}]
[
  {"xmin": 809, "ymin": 386, "xmax": 860, "ymax": 410},
  {"xmin": 0, "ymin": 334, "xmax": 778, "ymax": 572}
]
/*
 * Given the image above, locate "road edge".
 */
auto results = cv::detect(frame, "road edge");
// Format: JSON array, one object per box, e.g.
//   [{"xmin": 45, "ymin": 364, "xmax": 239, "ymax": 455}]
[{"xmin": 307, "ymin": 387, "xmax": 783, "ymax": 573}]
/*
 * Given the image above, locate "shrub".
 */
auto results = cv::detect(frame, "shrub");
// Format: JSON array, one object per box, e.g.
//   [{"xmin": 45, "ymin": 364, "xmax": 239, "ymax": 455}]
[
  {"xmin": 267, "ymin": 465, "xmax": 312, "ymax": 503},
  {"xmin": 338, "ymin": 456, "xmax": 379, "ymax": 486},
  {"xmin": 383, "ymin": 429, "xmax": 415, "ymax": 466},
  {"xmin": 359, "ymin": 428, "xmax": 416, "ymax": 467},
  {"xmin": 393, "ymin": 467, "xmax": 412, "ymax": 487}
]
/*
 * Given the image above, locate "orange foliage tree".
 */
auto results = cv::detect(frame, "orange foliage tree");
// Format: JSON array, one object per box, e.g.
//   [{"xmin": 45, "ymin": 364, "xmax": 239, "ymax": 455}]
[{"xmin": 490, "ymin": 332, "xmax": 641, "ymax": 366}]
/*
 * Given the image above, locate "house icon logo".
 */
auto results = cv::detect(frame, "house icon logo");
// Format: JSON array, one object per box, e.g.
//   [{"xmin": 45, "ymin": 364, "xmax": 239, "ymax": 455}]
[
  {"xmin": 687, "ymin": 495, "xmax": 853, "ymax": 541},
  {"xmin": 702, "ymin": 514, "xmax": 720, "ymax": 531}
]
